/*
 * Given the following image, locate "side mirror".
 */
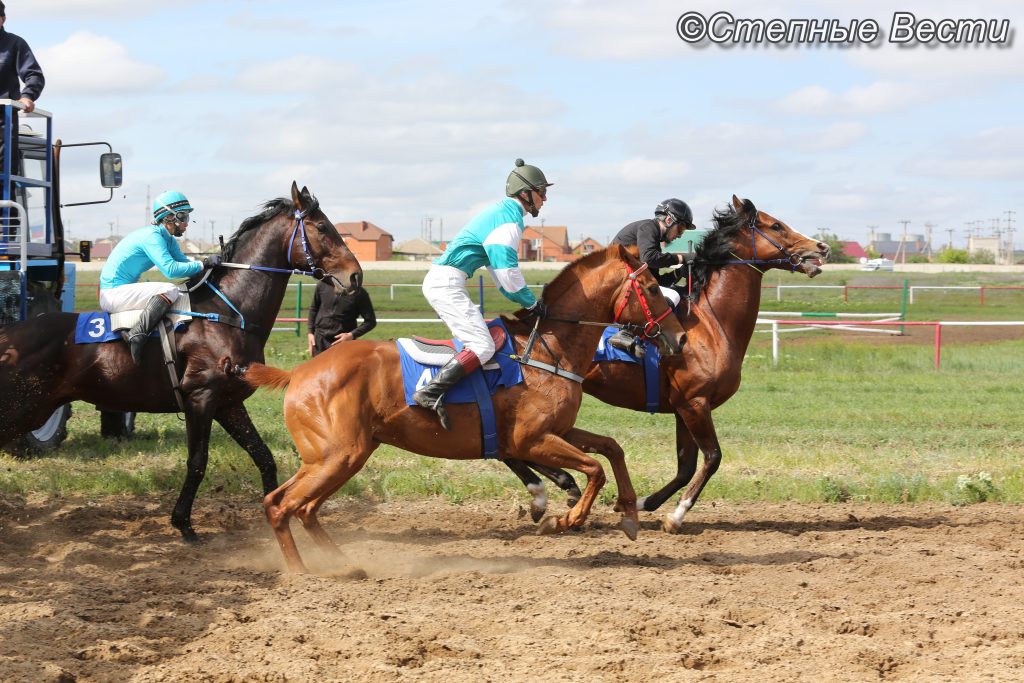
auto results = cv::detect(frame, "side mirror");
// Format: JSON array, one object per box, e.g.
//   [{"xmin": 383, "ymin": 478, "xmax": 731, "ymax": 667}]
[{"xmin": 99, "ymin": 152, "xmax": 123, "ymax": 188}]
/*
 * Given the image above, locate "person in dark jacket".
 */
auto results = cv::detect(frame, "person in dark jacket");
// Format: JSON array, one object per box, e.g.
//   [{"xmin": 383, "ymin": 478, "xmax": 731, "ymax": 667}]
[
  {"xmin": 307, "ymin": 281, "xmax": 377, "ymax": 356},
  {"xmin": 607, "ymin": 198, "xmax": 695, "ymax": 355},
  {"xmin": 0, "ymin": 2, "xmax": 45, "ymax": 189}
]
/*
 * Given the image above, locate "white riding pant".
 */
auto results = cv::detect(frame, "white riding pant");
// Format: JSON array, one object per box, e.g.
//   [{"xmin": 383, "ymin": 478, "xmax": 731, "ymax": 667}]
[
  {"xmin": 100, "ymin": 282, "xmax": 181, "ymax": 313},
  {"xmin": 660, "ymin": 285, "xmax": 681, "ymax": 308},
  {"xmin": 422, "ymin": 264, "xmax": 496, "ymax": 364}
]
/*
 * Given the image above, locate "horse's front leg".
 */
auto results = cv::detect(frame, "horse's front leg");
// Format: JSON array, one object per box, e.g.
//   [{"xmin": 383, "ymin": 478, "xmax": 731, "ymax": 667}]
[
  {"xmin": 171, "ymin": 411, "xmax": 214, "ymax": 543},
  {"xmin": 637, "ymin": 413, "xmax": 699, "ymax": 512},
  {"xmin": 214, "ymin": 402, "xmax": 278, "ymax": 496},
  {"xmin": 520, "ymin": 434, "xmax": 606, "ymax": 537},
  {"xmin": 562, "ymin": 427, "xmax": 639, "ymax": 540},
  {"xmin": 663, "ymin": 398, "xmax": 722, "ymax": 534}
]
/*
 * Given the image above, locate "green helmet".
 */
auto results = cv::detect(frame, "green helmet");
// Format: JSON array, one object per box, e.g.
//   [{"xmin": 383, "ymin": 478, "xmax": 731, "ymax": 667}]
[{"xmin": 505, "ymin": 158, "xmax": 553, "ymax": 197}]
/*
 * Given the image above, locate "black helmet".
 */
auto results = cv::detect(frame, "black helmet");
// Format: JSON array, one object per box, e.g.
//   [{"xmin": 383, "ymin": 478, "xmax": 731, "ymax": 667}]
[{"xmin": 655, "ymin": 198, "xmax": 694, "ymax": 229}]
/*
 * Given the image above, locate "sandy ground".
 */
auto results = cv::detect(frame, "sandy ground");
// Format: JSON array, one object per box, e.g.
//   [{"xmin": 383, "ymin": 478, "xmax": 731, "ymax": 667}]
[{"xmin": 2, "ymin": 494, "xmax": 1023, "ymax": 682}]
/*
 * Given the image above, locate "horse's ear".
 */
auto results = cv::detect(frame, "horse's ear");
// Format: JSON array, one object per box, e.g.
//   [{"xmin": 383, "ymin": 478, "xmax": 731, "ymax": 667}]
[
  {"xmin": 301, "ymin": 185, "xmax": 311, "ymax": 197},
  {"xmin": 731, "ymin": 195, "xmax": 744, "ymax": 212},
  {"xmin": 291, "ymin": 181, "xmax": 302, "ymax": 209}
]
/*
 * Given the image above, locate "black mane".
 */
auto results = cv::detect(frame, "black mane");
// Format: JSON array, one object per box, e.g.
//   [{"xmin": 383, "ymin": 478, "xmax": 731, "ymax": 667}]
[
  {"xmin": 221, "ymin": 198, "xmax": 295, "ymax": 262},
  {"xmin": 685, "ymin": 199, "xmax": 757, "ymax": 300}
]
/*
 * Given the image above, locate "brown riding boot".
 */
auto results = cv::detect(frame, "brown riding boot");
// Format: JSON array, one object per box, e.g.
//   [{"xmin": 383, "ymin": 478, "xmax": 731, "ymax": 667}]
[
  {"xmin": 127, "ymin": 294, "xmax": 173, "ymax": 365},
  {"xmin": 412, "ymin": 348, "xmax": 480, "ymax": 430}
]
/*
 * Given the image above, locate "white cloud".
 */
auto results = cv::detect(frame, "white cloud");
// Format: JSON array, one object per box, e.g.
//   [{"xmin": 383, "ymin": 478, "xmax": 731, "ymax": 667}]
[
  {"xmin": 36, "ymin": 32, "xmax": 165, "ymax": 94},
  {"xmin": 799, "ymin": 122, "xmax": 869, "ymax": 151},
  {"xmin": 777, "ymin": 81, "xmax": 927, "ymax": 116},
  {"xmin": 903, "ymin": 127, "xmax": 1024, "ymax": 179}
]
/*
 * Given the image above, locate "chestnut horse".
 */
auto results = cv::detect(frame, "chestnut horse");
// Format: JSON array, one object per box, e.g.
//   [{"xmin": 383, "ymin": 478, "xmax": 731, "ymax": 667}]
[
  {"xmin": 504, "ymin": 196, "xmax": 830, "ymax": 532},
  {"xmin": 243, "ymin": 244, "xmax": 686, "ymax": 572},
  {"xmin": 0, "ymin": 183, "xmax": 363, "ymax": 541}
]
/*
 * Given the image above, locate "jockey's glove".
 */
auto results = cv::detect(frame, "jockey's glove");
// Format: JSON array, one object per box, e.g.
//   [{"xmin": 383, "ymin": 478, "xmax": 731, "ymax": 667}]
[
  {"xmin": 528, "ymin": 299, "xmax": 548, "ymax": 319},
  {"xmin": 202, "ymin": 255, "xmax": 222, "ymax": 270}
]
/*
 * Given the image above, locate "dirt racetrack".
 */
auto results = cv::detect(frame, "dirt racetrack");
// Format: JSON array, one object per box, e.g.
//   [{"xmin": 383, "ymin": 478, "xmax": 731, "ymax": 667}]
[{"xmin": 2, "ymin": 494, "xmax": 1023, "ymax": 682}]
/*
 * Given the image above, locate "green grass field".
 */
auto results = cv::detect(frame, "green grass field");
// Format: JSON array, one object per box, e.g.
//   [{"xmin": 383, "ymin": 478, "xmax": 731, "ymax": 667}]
[{"xmin": 2, "ymin": 267, "xmax": 1022, "ymax": 507}]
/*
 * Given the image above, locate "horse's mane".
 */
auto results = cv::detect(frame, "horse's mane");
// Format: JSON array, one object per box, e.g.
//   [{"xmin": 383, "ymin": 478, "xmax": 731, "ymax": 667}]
[
  {"xmin": 686, "ymin": 199, "xmax": 757, "ymax": 300},
  {"xmin": 221, "ymin": 198, "xmax": 295, "ymax": 262}
]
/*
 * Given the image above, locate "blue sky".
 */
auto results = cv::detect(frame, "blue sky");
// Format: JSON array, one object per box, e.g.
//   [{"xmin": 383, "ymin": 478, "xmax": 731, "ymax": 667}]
[{"xmin": 14, "ymin": 0, "xmax": 1023, "ymax": 248}]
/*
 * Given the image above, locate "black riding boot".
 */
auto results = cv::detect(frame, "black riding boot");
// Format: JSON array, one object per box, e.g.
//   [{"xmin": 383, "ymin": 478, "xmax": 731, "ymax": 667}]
[
  {"xmin": 607, "ymin": 329, "xmax": 645, "ymax": 358},
  {"xmin": 128, "ymin": 295, "xmax": 173, "ymax": 365},
  {"xmin": 412, "ymin": 349, "xmax": 479, "ymax": 430}
]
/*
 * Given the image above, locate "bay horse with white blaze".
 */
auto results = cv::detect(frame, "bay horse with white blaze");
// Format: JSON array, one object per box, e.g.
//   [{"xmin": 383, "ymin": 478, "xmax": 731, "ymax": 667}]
[
  {"xmin": 0, "ymin": 182, "xmax": 363, "ymax": 541},
  {"xmin": 504, "ymin": 196, "xmax": 830, "ymax": 531},
  {"xmin": 243, "ymin": 244, "xmax": 686, "ymax": 573}
]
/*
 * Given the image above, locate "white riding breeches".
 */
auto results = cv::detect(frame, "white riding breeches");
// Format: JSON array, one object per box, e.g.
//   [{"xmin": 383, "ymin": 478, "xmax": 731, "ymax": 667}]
[
  {"xmin": 422, "ymin": 264, "xmax": 496, "ymax": 364},
  {"xmin": 660, "ymin": 285, "xmax": 681, "ymax": 308},
  {"xmin": 100, "ymin": 282, "xmax": 181, "ymax": 313}
]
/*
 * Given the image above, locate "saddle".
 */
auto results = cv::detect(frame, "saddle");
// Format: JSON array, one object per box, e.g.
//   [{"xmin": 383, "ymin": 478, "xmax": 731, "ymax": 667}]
[
  {"xmin": 107, "ymin": 293, "xmax": 194, "ymax": 335},
  {"xmin": 398, "ymin": 324, "xmax": 508, "ymax": 369}
]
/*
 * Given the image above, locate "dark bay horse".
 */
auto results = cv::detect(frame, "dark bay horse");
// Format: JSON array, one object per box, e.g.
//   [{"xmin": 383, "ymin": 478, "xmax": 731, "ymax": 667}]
[
  {"xmin": 242, "ymin": 244, "xmax": 686, "ymax": 572},
  {"xmin": 505, "ymin": 196, "xmax": 830, "ymax": 532},
  {"xmin": 0, "ymin": 182, "xmax": 363, "ymax": 541}
]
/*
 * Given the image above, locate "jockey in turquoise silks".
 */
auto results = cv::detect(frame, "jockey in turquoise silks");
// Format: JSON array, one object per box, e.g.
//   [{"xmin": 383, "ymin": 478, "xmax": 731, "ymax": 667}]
[
  {"xmin": 99, "ymin": 190, "xmax": 221, "ymax": 364},
  {"xmin": 412, "ymin": 158, "xmax": 552, "ymax": 429}
]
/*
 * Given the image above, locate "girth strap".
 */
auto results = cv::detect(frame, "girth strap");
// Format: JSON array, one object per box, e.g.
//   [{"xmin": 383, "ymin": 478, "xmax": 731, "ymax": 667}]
[{"xmin": 157, "ymin": 322, "xmax": 186, "ymax": 413}]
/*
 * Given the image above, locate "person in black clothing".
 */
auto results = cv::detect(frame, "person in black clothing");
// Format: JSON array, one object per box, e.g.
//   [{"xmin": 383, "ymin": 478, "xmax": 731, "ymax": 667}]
[
  {"xmin": 307, "ymin": 281, "xmax": 377, "ymax": 356},
  {"xmin": 607, "ymin": 198, "xmax": 696, "ymax": 355},
  {"xmin": 0, "ymin": 2, "xmax": 45, "ymax": 192}
]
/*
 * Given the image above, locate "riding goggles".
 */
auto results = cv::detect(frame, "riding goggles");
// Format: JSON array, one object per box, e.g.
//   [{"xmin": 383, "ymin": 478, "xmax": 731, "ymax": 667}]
[{"xmin": 161, "ymin": 208, "xmax": 193, "ymax": 224}]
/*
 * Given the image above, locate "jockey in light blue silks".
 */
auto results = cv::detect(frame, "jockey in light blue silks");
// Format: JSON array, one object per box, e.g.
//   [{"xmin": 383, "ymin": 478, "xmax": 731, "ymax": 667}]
[
  {"xmin": 412, "ymin": 158, "xmax": 553, "ymax": 429},
  {"xmin": 99, "ymin": 190, "xmax": 221, "ymax": 364}
]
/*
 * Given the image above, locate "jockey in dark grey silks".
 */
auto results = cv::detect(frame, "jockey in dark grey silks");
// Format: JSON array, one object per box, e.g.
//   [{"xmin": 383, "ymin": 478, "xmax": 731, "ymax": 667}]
[{"xmin": 607, "ymin": 198, "xmax": 696, "ymax": 355}]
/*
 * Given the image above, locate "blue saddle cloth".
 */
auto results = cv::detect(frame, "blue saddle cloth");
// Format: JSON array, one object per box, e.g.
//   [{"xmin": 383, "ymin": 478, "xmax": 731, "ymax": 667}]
[
  {"xmin": 398, "ymin": 318, "xmax": 523, "ymax": 458},
  {"xmin": 74, "ymin": 312, "xmax": 189, "ymax": 344},
  {"xmin": 594, "ymin": 326, "xmax": 662, "ymax": 413}
]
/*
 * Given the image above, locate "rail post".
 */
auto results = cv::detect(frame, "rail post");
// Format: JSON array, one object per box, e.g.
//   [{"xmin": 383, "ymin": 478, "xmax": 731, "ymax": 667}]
[
  {"xmin": 900, "ymin": 280, "xmax": 909, "ymax": 335},
  {"xmin": 772, "ymin": 320, "xmax": 779, "ymax": 368},
  {"xmin": 934, "ymin": 323, "xmax": 941, "ymax": 370},
  {"xmin": 980, "ymin": 286, "xmax": 985, "ymax": 306}
]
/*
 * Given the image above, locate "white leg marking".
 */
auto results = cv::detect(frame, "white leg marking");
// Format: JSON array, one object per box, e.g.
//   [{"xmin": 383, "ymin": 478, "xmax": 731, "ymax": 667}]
[
  {"xmin": 527, "ymin": 482, "xmax": 548, "ymax": 510},
  {"xmin": 669, "ymin": 497, "xmax": 694, "ymax": 526},
  {"xmin": 635, "ymin": 495, "xmax": 648, "ymax": 511}
]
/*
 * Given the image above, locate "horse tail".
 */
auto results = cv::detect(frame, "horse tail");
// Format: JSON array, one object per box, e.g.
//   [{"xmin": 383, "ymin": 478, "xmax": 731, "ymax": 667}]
[{"xmin": 240, "ymin": 362, "xmax": 292, "ymax": 391}]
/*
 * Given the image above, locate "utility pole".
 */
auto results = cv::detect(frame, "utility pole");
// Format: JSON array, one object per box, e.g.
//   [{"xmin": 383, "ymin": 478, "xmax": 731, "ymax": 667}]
[
  {"xmin": 1006, "ymin": 210, "xmax": 1016, "ymax": 263},
  {"xmin": 439, "ymin": 217, "xmax": 444, "ymax": 244},
  {"xmin": 108, "ymin": 221, "xmax": 115, "ymax": 239},
  {"xmin": 923, "ymin": 222, "xmax": 936, "ymax": 260},
  {"xmin": 895, "ymin": 219, "xmax": 911, "ymax": 264},
  {"xmin": 208, "ymin": 219, "xmax": 216, "ymax": 248},
  {"xmin": 946, "ymin": 228, "xmax": 954, "ymax": 250}
]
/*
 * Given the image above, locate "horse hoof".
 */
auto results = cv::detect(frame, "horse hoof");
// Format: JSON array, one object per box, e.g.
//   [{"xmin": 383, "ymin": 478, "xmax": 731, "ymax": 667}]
[
  {"xmin": 529, "ymin": 502, "xmax": 546, "ymax": 524},
  {"xmin": 536, "ymin": 516, "xmax": 560, "ymax": 535},
  {"xmin": 661, "ymin": 516, "xmax": 683, "ymax": 534},
  {"xmin": 177, "ymin": 527, "xmax": 202, "ymax": 544},
  {"xmin": 619, "ymin": 517, "xmax": 639, "ymax": 541}
]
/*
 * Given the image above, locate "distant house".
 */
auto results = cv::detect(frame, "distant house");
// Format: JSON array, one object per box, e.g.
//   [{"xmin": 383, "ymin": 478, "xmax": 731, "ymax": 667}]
[
  {"xmin": 866, "ymin": 232, "xmax": 927, "ymax": 262},
  {"xmin": 394, "ymin": 238, "xmax": 442, "ymax": 261},
  {"xmin": 571, "ymin": 237, "xmax": 603, "ymax": 257},
  {"xmin": 91, "ymin": 238, "xmax": 117, "ymax": 260},
  {"xmin": 336, "ymin": 221, "xmax": 393, "ymax": 262},
  {"xmin": 841, "ymin": 241, "xmax": 868, "ymax": 260},
  {"xmin": 521, "ymin": 225, "xmax": 573, "ymax": 262}
]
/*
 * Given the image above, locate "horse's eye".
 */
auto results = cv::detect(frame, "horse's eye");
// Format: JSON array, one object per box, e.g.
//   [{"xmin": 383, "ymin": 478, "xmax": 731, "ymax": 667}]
[
  {"xmin": 648, "ymin": 285, "xmax": 659, "ymax": 296},
  {"xmin": 316, "ymin": 222, "xmax": 328, "ymax": 234},
  {"xmin": 772, "ymin": 222, "xmax": 782, "ymax": 232}
]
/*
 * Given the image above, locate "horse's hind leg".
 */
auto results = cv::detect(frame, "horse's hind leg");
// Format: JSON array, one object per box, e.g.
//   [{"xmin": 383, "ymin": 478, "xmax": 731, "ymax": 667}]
[
  {"xmin": 637, "ymin": 413, "xmax": 699, "ymax": 512},
  {"xmin": 295, "ymin": 442, "xmax": 379, "ymax": 554},
  {"xmin": 265, "ymin": 445, "xmax": 376, "ymax": 573},
  {"xmin": 503, "ymin": 459, "xmax": 549, "ymax": 523},
  {"xmin": 563, "ymin": 428, "xmax": 639, "ymax": 540},
  {"xmin": 215, "ymin": 402, "xmax": 278, "ymax": 495},
  {"xmin": 528, "ymin": 462, "xmax": 582, "ymax": 507}
]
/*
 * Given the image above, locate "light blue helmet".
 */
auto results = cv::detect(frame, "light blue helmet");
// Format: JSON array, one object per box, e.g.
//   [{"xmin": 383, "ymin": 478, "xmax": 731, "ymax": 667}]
[{"xmin": 152, "ymin": 190, "xmax": 194, "ymax": 223}]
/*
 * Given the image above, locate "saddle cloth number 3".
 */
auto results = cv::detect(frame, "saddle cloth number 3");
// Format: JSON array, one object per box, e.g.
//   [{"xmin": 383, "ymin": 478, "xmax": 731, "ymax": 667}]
[{"xmin": 88, "ymin": 317, "xmax": 107, "ymax": 338}]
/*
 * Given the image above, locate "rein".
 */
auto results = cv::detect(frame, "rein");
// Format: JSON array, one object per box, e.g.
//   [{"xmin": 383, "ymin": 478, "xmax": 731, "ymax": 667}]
[
  {"xmin": 502, "ymin": 260, "xmax": 672, "ymax": 383},
  {"xmin": 176, "ymin": 206, "xmax": 336, "ymax": 332}
]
